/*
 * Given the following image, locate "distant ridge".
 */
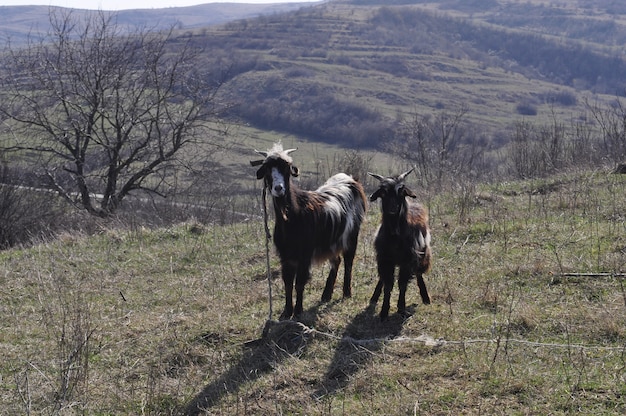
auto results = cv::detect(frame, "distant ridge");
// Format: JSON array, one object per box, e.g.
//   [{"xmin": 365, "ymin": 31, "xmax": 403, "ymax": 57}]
[{"xmin": 0, "ymin": 2, "xmax": 320, "ymax": 44}]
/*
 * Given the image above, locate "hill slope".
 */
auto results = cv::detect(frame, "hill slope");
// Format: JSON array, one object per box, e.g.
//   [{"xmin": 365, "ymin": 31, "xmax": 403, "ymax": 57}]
[
  {"xmin": 3, "ymin": 0, "xmax": 626, "ymax": 153},
  {"xmin": 1, "ymin": 170, "xmax": 625, "ymax": 413},
  {"xmin": 186, "ymin": 0, "xmax": 626, "ymax": 149},
  {"xmin": 0, "ymin": 2, "xmax": 319, "ymax": 45}
]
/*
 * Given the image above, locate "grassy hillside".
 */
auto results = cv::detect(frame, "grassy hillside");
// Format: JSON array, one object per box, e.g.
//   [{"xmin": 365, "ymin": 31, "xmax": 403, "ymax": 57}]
[
  {"xmin": 1, "ymin": 168, "xmax": 625, "ymax": 414},
  {"xmin": 1, "ymin": 4, "xmax": 625, "ymax": 411},
  {"xmin": 186, "ymin": 0, "xmax": 626, "ymax": 150}
]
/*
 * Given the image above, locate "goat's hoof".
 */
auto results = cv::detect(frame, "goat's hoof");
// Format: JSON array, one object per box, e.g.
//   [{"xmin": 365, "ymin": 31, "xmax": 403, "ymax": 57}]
[{"xmin": 422, "ymin": 297, "xmax": 431, "ymax": 305}]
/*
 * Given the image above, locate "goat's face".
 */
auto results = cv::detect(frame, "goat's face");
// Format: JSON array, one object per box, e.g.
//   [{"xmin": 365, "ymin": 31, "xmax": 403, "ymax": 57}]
[
  {"xmin": 370, "ymin": 178, "xmax": 416, "ymax": 215},
  {"xmin": 369, "ymin": 169, "xmax": 417, "ymax": 216},
  {"xmin": 255, "ymin": 156, "xmax": 299, "ymax": 198}
]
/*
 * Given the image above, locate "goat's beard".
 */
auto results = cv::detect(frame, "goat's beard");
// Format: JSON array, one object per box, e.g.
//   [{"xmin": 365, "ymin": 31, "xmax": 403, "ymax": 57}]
[
  {"xmin": 273, "ymin": 196, "xmax": 290, "ymax": 222},
  {"xmin": 280, "ymin": 206, "xmax": 289, "ymax": 221}
]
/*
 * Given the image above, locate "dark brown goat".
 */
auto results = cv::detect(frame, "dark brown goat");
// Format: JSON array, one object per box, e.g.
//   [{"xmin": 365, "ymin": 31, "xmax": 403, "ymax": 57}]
[
  {"xmin": 251, "ymin": 143, "xmax": 367, "ymax": 319},
  {"xmin": 368, "ymin": 168, "xmax": 431, "ymax": 320}
]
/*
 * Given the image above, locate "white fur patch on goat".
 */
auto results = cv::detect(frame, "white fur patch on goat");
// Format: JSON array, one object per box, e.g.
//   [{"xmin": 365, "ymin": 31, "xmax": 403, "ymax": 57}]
[
  {"xmin": 317, "ymin": 173, "xmax": 362, "ymax": 250},
  {"xmin": 415, "ymin": 230, "xmax": 431, "ymax": 257},
  {"xmin": 417, "ymin": 229, "xmax": 431, "ymax": 249}
]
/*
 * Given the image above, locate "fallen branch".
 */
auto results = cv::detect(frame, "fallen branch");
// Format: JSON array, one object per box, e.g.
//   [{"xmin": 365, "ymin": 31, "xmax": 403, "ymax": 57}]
[
  {"xmin": 259, "ymin": 320, "xmax": 626, "ymax": 351},
  {"xmin": 558, "ymin": 272, "xmax": 626, "ymax": 279}
]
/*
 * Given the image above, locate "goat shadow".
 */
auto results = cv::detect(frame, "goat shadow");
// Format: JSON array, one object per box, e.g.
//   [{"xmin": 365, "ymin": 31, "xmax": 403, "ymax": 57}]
[
  {"xmin": 312, "ymin": 303, "xmax": 411, "ymax": 399},
  {"xmin": 183, "ymin": 307, "xmax": 320, "ymax": 415},
  {"xmin": 183, "ymin": 303, "xmax": 412, "ymax": 414}
]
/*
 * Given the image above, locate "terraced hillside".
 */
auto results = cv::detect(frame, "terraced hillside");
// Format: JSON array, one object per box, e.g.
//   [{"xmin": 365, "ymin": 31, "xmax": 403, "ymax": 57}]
[{"xmin": 178, "ymin": 0, "xmax": 626, "ymax": 151}]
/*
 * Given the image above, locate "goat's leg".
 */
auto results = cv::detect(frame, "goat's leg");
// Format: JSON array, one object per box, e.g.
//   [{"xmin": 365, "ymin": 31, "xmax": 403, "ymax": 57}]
[
  {"xmin": 370, "ymin": 252, "xmax": 389, "ymax": 305},
  {"xmin": 369, "ymin": 279, "xmax": 383, "ymax": 304},
  {"xmin": 342, "ymin": 242, "xmax": 358, "ymax": 298},
  {"xmin": 280, "ymin": 262, "xmax": 297, "ymax": 320},
  {"xmin": 294, "ymin": 262, "xmax": 312, "ymax": 318},
  {"xmin": 377, "ymin": 260, "xmax": 395, "ymax": 320},
  {"xmin": 321, "ymin": 256, "xmax": 341, "ymax": 302},
  {"xmin": 416, "ymin": 273, "xmax": 431, "ymax": 304},
  {"xmin": 397, "ymin": 265, "xmax": 412, "ymax": 316}
]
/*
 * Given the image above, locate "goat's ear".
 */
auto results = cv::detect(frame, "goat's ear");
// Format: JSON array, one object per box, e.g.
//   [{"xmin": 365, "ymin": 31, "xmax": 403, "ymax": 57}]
[
  {"xmin": 402, "ymin": 186, "xmax": 417, "ymax": 198},
  {"xmin": 255, "ymin": 165, "xmax": 267, "ymax": 180},
  {"xmin": 369, "ymin": 188, "xmax": 383, "ymax": 201},
  {"xmin": 291, "ymin": 165, "xmax": 300, "ymax": 177},
  {"xmin": 250, "ymin": 159, "xmax": 265, "ymax": 167}
]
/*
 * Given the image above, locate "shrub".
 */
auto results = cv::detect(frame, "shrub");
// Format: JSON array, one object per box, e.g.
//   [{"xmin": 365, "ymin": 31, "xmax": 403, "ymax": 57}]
[{"xmin": 516, "ymin": 102, "xmax": 538, "ymax": 116}]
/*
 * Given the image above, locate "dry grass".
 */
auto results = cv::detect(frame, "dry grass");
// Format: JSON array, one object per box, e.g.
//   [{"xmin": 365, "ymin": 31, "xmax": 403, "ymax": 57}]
[{"xmin": 1, "ymin": 169, "xmax": 625, "ymax": 415}]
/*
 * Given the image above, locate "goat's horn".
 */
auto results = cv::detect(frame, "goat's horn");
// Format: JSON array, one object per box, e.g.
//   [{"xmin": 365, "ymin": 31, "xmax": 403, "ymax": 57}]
[
  {"xmin": 398, "ymin": 167, "xmax": 415, "ymax": 180},
  {"xmin": 368, "ymin": 172, "xmax": 385, "ymax": 182},
  {"xmin": 284, "ymin": 148, "xmax": 298, "ymax": 155},
  {"xmin": 254, "ymin": 150, "xmax": 269, "ymax": 157}
]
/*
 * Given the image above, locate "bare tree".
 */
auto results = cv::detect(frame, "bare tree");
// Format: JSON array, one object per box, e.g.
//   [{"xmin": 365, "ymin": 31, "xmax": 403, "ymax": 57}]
[
  {"xmin": 0, "ymin": 10, "xmax": 228, "ymax": 217},
  {"xmin": 585, "ymin": 98, "xmax": 626, "ymax": 168},
  {"xmin": 385, "ymin": 105, "xmax": 480, "ymax": 188},
  {"xmin": 426, "ymin": 105, "xmax": 473, "ymax": 183},
  {"xmin": 386, "ymin": 110, "xmax": 433, "ymax": 184},
  {"xmin": 509, "ymin": 120, "xmax": 543, "ymax": 179}
]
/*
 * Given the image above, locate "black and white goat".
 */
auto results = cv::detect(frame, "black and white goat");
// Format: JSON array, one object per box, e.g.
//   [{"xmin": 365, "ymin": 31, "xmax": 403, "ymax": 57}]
[
  {"xmin": 368, "ymin": 168, "xmax": 432, "ymax": 320},
  {"xmin": 251, "ymin": 143, "xmax": 367, "ymax": 319}
]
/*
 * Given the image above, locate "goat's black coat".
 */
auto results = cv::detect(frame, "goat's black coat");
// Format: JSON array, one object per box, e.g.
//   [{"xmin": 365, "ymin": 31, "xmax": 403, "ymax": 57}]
[
  {"xmin": 369, "ymin": 169, "xmax": 432, "ymax": 320},
  {"xmin": 252, "ymin": 143, "xmax": 367, "ymax": 319}
]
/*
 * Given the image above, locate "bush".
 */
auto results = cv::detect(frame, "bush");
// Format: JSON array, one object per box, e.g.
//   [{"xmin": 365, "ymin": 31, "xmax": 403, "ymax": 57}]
[
  {"xmin": 541, "ymin": 90, "xmax": 577, "ymax": 106},
  {"xmin": 232, "ymin": 76, "xmax": 391, "ymax": 148},
  {"xmin": 516, "ymin": 102, "xmax": 538, "ymax": 116},
  {"xmin": 0, "ymin": 185, "xmax": 63, "ymax": 249}
]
